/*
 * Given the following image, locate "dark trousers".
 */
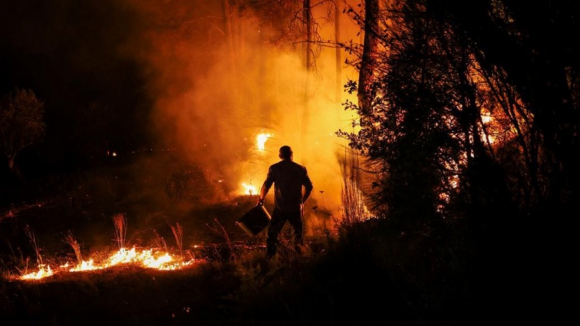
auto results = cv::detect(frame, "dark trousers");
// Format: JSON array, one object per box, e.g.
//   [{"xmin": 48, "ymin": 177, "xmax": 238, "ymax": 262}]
[{"xmin": 266, "ymin": 208, "xmax": 303, "ymax": 258}]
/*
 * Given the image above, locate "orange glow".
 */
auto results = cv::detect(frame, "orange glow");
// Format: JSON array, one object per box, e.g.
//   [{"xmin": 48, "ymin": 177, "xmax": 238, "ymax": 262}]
[
  {"xmin": 122, "ymin": 0, "xmax": 363, "ymax": 221},
  {"xmin": 18, "ymin": 247, "xmax": 198, "ymax": 280}
]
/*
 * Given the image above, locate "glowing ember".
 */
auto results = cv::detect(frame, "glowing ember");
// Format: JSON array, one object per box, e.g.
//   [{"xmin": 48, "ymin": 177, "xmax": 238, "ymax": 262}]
[
  {"xmin": 18, "ymin": 247, "xmax": 198, "ymax": 280},
  {"xmin": 242, "ymin": 182, "xmax": 257, "ymax": 195},
  {"xmin": 256, "ymin": 133, "xmax": 271, "ymax": 151}
]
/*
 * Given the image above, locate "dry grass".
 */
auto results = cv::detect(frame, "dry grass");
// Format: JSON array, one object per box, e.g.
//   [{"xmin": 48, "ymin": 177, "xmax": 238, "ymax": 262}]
[
  {"xmin": 205, "ymin": 218, "xmax": 237, "ymax": 263},
  {"xmin": 169, "ymin": 222, "xmax": 183, "ymax": 256},
  {"xmin": 112, "ymin": 213, "xmax": 127, "ymax": 249},
  {"xmin": 23, "ymin": 225, "xmax": 42, "ymax": 265},
  {"xmin": 152, "ymin": 228, "xmax": 168, "ymax": 251},
  {"xmin": 339, "ymin": 147, "xmax": 370, "ymax": 228},
  {"xmin": 341, "ymin": 177, "xmax": 367, "ymax": 226},
  {"xmin": 63, "ymin": 230, "xmax": 82, "ymax": 266}
]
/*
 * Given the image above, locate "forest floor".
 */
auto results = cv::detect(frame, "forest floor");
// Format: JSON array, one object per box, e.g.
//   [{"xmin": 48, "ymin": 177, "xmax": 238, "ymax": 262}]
[{"xmin": 0, "ymin": 152, "xmax": 553, "ymax": 325}]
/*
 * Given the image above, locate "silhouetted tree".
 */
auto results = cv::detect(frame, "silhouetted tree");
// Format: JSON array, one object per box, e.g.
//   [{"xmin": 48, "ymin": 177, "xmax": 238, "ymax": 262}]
[
  {"xmin": 434, "ymin": 0, "xmax": 580, "ymax": 216},
  {"xmin": 0, "ymin": 88, "xmax": 46, "ymax": 176},
  {"xmin": 339, "ymin": 0, "xmax": 578, "ymax": 322}
]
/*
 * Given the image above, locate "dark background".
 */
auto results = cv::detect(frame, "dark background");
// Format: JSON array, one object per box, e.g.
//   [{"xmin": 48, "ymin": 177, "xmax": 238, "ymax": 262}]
[{"xmin": 0, "ymin": 0, "xmax": 153, "ymax": 178}]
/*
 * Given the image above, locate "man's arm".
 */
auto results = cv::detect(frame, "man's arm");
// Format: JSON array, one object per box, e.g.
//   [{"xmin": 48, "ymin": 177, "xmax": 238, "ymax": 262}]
[
  {"xmin": 258, "ymin": 167, "xmax": 274, "ymax": 205},
  {"xmin": 258, "ymin": 182, "xmax": 270, "ymax": 205},
  {"xmin": 302, "ymin": 169, "xmax": 313, "ymax": 203}
]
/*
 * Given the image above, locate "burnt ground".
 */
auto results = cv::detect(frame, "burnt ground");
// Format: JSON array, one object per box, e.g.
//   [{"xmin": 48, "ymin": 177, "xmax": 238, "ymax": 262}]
[{"xmin": 1, "ymin": 263, "xmax": 241, "ymax": 325}]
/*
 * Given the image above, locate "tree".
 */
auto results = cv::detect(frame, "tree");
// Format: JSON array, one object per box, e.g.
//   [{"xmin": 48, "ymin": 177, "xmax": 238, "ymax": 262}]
[
  {"xmin": 338, "ymin": 1, "xmax": 578, "ymax": 321},
  {"xmin": 0, "ymin": 88, "xmax": 46, "ymax": 176},
  {"xmin": 340, "ymin": 0, "xmax": 458, "ymax": 230}
]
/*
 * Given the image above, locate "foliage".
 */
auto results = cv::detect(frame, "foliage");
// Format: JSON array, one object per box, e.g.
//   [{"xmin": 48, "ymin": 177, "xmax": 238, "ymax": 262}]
[
  {"xmin": 0, "ymin": 88, "xmax": 46, "ymax": 174},
  {"xmin": 338, "ymin": 0, "xmax": 579, "ymax": 229},
  {"xmin": 238, "ymin": 0, "xmax": 310, "ymax": 46},
  {"xmin": 339, "ymin": 1, "xmax": 468, "ymax": 231},
  {"xmin": 336, "ymin": 1, "xmax": 577, "ymax": 321}
]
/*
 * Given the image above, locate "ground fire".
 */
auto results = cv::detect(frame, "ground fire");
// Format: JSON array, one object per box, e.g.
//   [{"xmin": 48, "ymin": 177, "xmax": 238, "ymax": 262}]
[
  {"xmin": 18, "ymin": 247, "xmax": 199, "ymax": 281},
  {"xmin": 18, "ymin": 129, "xmax": 277, "ymax": 281}
]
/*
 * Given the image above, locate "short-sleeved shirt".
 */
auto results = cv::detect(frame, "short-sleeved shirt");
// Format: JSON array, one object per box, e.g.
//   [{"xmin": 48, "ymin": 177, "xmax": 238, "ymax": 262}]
[{"xmin": 262, "ymin": 159, "xmax": 313, "ymax": 212}]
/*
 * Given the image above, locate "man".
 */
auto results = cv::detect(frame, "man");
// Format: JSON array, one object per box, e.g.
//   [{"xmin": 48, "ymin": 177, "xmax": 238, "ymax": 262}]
[{"xmin": 258, "ymin": 145, "xmax": 313, "ymax": 259}]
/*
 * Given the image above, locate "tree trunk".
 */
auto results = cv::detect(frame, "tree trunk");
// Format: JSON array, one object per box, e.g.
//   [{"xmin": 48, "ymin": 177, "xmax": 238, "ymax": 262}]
[
  {"xmin": 304, "ymin": 0, "xmax": 312, "ymax": 72},
  {"xmin": 358, "ymin": 0, "xmax": 379, "ymax": 115},
  {"xmin": 302, "ymin": 0, "xmax": 312, "ymax": 157},
  {"xmin": 335, "ymin": 0, "xmax": 342, "ymax": 105}
]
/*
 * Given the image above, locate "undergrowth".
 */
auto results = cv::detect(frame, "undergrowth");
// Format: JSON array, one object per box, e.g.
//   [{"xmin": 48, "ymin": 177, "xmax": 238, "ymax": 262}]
[{"xmin": 0, "ymin": 153, "xmax": 490, "ymax": 326}]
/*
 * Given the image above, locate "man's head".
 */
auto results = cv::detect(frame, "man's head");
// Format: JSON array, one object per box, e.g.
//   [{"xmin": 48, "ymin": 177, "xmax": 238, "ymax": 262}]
[{"xmin": 279, "ymin": 145, "xmax": 293, "ymax": 160}]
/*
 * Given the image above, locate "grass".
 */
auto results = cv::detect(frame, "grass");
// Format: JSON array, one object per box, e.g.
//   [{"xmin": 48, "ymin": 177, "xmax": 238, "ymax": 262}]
[
  {"xmin": 0, "ymin": 214, "xmax": 518, "ymax": 325},
  {"xmin": 0, "ymin": 151, "xmax": 530, "ymax": 326},
  {"xmin": 112, "ymin": 213, "xmax": 127, "ymax": 249},
  {"xmin": 63, "ymin": 230, "xmax": 83, "ymax": 267}
]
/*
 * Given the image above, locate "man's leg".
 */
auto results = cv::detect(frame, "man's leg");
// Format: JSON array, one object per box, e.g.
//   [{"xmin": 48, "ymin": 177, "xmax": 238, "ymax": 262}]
[{"xmin": 266, "ymin": 209, "xmax": 285, "ymax": 258}]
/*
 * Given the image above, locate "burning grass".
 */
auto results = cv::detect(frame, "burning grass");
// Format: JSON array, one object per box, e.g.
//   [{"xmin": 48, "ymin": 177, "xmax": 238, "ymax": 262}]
[
  {"xmin": 5, "ymin": 207, "xmax": 204, "ymax": 281},
  {"xmin": 15, "ymin": 246, "xmax": 200, "ymax": 281}
]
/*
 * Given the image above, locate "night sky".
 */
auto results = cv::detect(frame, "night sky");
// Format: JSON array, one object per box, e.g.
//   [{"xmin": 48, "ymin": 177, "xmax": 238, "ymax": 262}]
[{"xmin": 1, "ymin": 1, "xmax": 176, "ymax": 174}]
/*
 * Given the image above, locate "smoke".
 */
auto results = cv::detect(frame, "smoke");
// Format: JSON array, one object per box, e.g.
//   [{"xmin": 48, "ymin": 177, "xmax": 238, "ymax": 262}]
[{"xmin": 121, "ymin": 0, "xmax": 362, "ymax": 220}]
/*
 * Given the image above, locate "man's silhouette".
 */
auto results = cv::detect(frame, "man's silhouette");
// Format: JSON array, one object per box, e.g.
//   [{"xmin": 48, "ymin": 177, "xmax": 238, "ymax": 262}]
[{"xmin": 258, "ymin": 145, "xmax": 313, "ymax": 259}]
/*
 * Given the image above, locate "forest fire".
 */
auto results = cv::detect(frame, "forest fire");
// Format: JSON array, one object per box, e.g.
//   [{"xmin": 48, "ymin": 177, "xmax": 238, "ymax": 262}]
[{"xmin": 17, "ymin": 247, "xmax": 198, "ymax": 281}]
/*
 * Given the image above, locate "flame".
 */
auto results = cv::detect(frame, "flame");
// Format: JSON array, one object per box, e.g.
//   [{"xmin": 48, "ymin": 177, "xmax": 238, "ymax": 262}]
[
  {"xmin": 256, "ymin": 133, "xmax": 271, "ymax": 151},
  {"xmin": 20, "ymin": 264, "xmax": 53, "ymax": 280},
  {"xmin": 242, "ymin": 182, "xmax": 257, "ymax": 195},
  {"xmin": 18, "ymin": 247, "xmax": 198, "ymax": 280}
]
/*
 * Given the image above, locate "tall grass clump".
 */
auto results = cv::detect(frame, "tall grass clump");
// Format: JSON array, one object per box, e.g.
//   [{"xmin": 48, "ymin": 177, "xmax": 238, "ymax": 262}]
[
  {"xmin": 169, "ymin": 222, "xmax": 183, "ymax": 256},
  {"xmin": 112, "ymin": 213, "xmax": 127, "ymax": 249},
  {"xmin": 338, "ymin": 147, "xmax": 373, "ymax": 232},
  {"xmin": 152, "ymin": 229, "xmax": 168, "ymax": 251},
  {"xmin": 63, "ymin": 230, "xmax": 82, "ymax": 267},
  {"xmin": 24, "ymin": 225, "xmax": 43, "ymax": 266},
  {"xmin": 206, "ymin": 219, "xmax": 237, "ymax": 263}
]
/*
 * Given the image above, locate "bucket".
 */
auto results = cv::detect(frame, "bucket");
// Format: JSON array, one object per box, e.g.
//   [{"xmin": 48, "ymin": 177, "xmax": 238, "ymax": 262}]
[{"xmin": 236, "ymin": 204, "xmax": 272, "ymax": 237}]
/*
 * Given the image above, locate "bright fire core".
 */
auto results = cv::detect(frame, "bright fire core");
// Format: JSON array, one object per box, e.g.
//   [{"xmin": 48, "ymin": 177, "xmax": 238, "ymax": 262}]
[
  {"xmin": 242, "ymin": 183, "xmax": 257, "ymax": 195},
  {"xmin": 257, "ymin": 133, "xmax": 271, "ymax": 151}
]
